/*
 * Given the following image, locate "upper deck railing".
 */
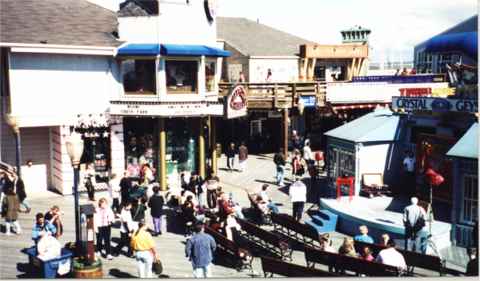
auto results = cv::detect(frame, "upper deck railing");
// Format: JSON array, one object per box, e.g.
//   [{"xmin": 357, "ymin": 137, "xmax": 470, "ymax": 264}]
[
  {"xmin": 352, "ymin": 74, "xmax": 447, "ymax": 83},
  {"xmin": 218, "ymin": 82, "xmax": 326, "ymax": 109}
]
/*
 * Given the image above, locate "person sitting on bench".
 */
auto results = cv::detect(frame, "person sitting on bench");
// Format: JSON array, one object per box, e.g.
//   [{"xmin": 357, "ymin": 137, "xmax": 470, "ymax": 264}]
[
  {"xmin": 338, "ymin": 237, "xmax": 358, "ymax": 257},
  {"xmin": 360, "ymin": 246, "xmax": 375, "ymax": 262},
  {"xmin": 375, "ymin": 239, "xmax": 407, "ymax": 271},
  {"xmin": 258, "ymin": 184, "xmax": 279, "ymax": 214},
  {"xmin": 319, "ymin": 233, "xmax": 336, "ymax": 253},
  {"xmin": 354, "ymin": 225, "xmax": 374, "ymax": 244}
]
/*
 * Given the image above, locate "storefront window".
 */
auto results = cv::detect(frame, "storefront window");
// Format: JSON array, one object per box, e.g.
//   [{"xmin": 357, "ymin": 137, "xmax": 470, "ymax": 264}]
[
  {"xmin": 166, "ymin": 60, "xmax": 198, "ymax": 94},
  {"xmin": 122, "ymin": 59, "xmax": 156, "ymax": 95},
  {"xmin": 327, "ymin": 146, "xmax": 355, "ymax": 179},
  {"xmin": 123, "ymin": 118, "xmax": 157, "ymax": 180},
  {"xmin": 462, "ymin": 174, "xmax": 478, "ymax": 223},
  {"xmin": 166, "ymin": 119, "xmax": 197, "ymax": 176},
  {"xmin": 205, "ymin": 59, "xmax": 216, "ymax": 92}
]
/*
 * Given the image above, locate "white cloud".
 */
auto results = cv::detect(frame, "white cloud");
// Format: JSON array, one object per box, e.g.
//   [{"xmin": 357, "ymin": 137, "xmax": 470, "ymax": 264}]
[{"xmin": 218, "ymin": 0, "xmax": 477, "ymax": 62}]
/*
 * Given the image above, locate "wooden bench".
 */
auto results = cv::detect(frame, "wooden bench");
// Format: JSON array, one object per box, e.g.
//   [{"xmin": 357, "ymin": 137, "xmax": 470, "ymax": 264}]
[
  {"xmin": 260, "ymin": 256, "xmax": 336, "ymax": 277},
  {"xmin": 353, "ymin": 240, "xmax": 446, "ymax": 276},
  {"xmin": 204, "ymin": 226, "xmax": 253, "ymax": 272},
  {"xmin": 271, "ymin": 213, "xmax": 321, "ymax": 248},
  {"xmin": 304, "ymin": 246, "xmax": 400, "ymax": 276},
  {"xmin": 237, "ymin": 218, "xmax": 292, "ymax": 261}
]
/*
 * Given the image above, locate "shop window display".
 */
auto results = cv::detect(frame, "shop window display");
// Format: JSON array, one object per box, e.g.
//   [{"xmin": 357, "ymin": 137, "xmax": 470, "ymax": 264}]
[
  {"xmin": 122, "ymin": 59, "xmax": 156, "ymax": 95},
  {"xmin": 166, "ymin": 60, "xmax": 198, "ymax": 94},
  {"xmin": 205, "ymin": 59, "xmax": 216, "ymax": 92}
]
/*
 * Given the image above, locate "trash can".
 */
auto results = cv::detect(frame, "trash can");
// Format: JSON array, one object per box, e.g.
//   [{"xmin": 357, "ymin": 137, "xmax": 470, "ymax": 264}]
[{"xmin": 23, "ymin": 246, "xmax": 73, "ymax": 278}]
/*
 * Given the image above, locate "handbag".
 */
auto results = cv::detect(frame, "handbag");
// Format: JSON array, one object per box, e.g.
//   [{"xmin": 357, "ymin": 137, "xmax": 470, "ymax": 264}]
[
  {"xmin": 152, "ymin": 255, "xmax": 163, "ymax": 275},
  {"xmin": 413, "ymin": 216, "xmax": 426, "ymax": 233}
]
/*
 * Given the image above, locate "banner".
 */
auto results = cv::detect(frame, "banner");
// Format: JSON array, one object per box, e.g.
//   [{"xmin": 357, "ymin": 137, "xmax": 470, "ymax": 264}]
[
  {"xmin": 224, "ymin": 84, "xmax": 248, "ymax": 119},
  {"xmin": 392, "ymin": 96, "xmax": 477, "ymax": 113}
]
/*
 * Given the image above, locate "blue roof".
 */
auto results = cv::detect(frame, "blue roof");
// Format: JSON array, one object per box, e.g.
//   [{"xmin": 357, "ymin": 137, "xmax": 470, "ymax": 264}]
[
  {"xmin": 325, "ymin": 109, "xmax": 400, "ymax": 143},
  {"xmin": 447, "ymin": 123, "xmax": 478, "ymax": 159},
  {"xmin": 424, "ymin": 32, "xmax": 478, "ymax": 59},
  {"xmin": 117, "ymin": 43, "xmax": 231, "ymax": 57}
]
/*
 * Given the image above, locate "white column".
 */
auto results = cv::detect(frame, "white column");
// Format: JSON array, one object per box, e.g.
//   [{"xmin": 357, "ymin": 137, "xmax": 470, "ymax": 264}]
[
  {"xmin": 110, "ymin": 119, "xmax": 125, "ymax": 177},
  {"xmin": 50, "ymin": 126, "xmax": 74, "ymax": 195}
]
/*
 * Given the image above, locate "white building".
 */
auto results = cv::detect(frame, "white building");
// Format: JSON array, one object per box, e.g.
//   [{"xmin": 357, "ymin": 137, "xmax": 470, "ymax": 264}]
[{"xmin": 0, "ymin": 0, "xmax": 122, "ymax": 195}]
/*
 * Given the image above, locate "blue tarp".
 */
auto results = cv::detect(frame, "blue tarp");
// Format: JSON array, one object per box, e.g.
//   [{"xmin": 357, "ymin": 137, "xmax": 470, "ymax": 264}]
[
  {"xmin": 447, "ymin": 123, "xmax": 478, "ymax": 159},
  {"xmin": 117, "ymin": 43, "xmax": 231, "ymax": 57},
  {"xmin": 424, "ymin": 31, "xmax": 478, "ymax": 59}
]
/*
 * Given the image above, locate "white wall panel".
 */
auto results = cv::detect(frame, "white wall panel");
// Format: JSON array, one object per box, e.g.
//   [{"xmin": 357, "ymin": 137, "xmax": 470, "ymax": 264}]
[{"xmin": 249, "ymin": 58, "xmax": 299, "ymax": 83}]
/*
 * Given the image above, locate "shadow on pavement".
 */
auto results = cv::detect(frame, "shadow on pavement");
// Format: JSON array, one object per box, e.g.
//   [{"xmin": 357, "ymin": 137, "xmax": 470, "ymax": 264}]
[
  {"xmin": 109, "ymin": 268, "xmax": 137, "ymax": 278},
  {"xmin": 16, "ymin": 262, "xmax": 36, "ymax": 278}
]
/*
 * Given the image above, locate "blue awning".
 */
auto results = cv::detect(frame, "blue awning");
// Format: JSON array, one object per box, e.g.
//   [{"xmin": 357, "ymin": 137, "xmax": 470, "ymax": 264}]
[
  {"xmin": 424, "ymin": 32, "xmax": 478, "ymax": 59},
  {"xmin": 117, "ymin": 43, "xmax": 230, "ymax": 57}
]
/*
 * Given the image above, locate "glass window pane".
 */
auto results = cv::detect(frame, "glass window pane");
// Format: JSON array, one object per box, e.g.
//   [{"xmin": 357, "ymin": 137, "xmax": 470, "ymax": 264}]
[
  {"xmin": 205, "ymin": 59, "xmax": 216, "ymax": 92},
  {"xmin": 122, "ymin": 59, "xmax": 156, "ymax": 95},
  {"xmin": 166, "ymin": 60, "xmax": 198, "ymax": 94}
]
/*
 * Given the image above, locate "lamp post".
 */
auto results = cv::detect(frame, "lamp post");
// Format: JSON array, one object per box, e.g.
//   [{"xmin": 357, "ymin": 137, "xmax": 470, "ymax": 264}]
[
  {"xmin": 65, "ymin": 132, "xmax": 84, "ymax": 255},
  {"xmin": 4, "ymin": 114, "xmax": 22, "ymax": 177}
]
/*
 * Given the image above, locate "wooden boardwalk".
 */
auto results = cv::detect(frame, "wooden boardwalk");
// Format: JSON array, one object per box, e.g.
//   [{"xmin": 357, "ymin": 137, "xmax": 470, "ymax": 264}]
[{"xmin": 0, "ymin": 154, "xmax": 468, "ymax": 278}]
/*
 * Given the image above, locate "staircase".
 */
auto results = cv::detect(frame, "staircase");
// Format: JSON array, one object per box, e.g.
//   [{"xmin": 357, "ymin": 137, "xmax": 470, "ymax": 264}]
[{"xmin": 305, "ymin": 209, "xmax": 338, "ymax": 234}]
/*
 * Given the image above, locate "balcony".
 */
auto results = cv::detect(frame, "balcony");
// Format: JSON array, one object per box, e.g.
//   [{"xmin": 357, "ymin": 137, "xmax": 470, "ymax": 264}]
[{"xmin": 219, "ymin": 82, "xmax": 326, "ymax": 109}]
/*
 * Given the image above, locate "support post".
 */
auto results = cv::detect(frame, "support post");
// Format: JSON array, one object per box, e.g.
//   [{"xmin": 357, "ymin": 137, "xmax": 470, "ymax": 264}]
[
  {"xmin": 198, "ymin": 118, "xmax": 206, "ymax": 179},
  {"xmin": 283, "ymin": 108, "xmax": 289, "ymax": 160},
  {"xmin": 159, "ymin": 119, "xmax": 167, "ymax": 191},
  {"xmin": 73, "ymin": 165, "xmax": 81, "ymax": 256},
  {"xmin": 210, "ymin": 117, "xmax": 217, "ymax": 175}
]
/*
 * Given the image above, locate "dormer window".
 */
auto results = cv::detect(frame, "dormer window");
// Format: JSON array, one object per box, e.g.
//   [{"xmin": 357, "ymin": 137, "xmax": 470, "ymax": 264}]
[
  {"xmin": 166, "ymin": 59, "xmax": 198, "ymax": 94},
  {"xmin": 122, "ymin": 59, "xmax": 156, "ymax": 95}
]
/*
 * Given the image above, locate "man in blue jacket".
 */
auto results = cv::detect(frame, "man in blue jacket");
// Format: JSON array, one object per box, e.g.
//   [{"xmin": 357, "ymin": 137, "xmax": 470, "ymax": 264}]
[{"xmin": 185, "ymin": 221, "xmax": 216, "ymax": 278}]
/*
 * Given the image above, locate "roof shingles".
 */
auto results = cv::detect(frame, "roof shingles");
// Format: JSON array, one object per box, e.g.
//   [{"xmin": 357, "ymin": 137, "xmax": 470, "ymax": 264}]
[
  {"xmin": 217, "ymin": 17, "xmax": 316, "ymax": 57},
  {"xmin": 0, "ymin": 0, "xmax": 121, "ymax": 47}
]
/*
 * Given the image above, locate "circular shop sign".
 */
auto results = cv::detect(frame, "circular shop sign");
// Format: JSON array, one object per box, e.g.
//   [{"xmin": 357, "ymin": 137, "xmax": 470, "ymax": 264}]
[{"xmin": 230, "ymin": 85, "xmax": 247, "ymax": 110}]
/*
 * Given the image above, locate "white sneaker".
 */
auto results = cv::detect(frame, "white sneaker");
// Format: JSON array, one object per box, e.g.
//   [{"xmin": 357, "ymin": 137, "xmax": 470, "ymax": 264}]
[
  {"xmin": 5, "ymin": 233, "xmax": 12, "ymax": 236},
  {"xmin": 107, "ymin": 254, "xmax": 113, "ymax": 260}
]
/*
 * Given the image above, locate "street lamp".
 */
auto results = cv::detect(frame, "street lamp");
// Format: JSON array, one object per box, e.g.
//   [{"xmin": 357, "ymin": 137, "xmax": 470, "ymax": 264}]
[
  {"xmin": 4, "ymin": 114, "xmax": 22, "ymax": 177},
  {"xmin": 65, "ymin": 132, "xmax": 84, "ymax": 256}
]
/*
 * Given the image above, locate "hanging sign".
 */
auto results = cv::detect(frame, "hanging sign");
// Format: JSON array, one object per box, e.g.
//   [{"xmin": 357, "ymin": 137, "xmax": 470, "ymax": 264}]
[
  {"xmin": 392, "ymin": 97, "xmax": 478, "ymax": 113},
  {"xmin": 300, "ymin": 96, "xmax": 317, "ymax": 107},
  {"xmin": 224, "ymin": 84, "xmax": 248, "ymax": 119}
]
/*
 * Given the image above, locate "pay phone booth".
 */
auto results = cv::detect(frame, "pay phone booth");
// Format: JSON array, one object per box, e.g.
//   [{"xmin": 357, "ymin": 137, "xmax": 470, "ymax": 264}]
[{"xmin": 79, "ymin": 204, "xmax": 96, "ymax": 264}]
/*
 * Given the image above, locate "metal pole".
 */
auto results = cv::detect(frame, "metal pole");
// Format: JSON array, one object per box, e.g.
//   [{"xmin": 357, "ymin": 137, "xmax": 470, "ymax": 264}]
[
  {"xmin": 159, "ymin": 119, "xmax": 167, "ymax": 191},
  {"xmin": 14, "ymin": 131, "xmax": 22, "ymax": 177},
  {"xmin": 73, "ymin": 165, "xmax": 81, "ymax": 256},
  {"xmin": 429, "ymin": 183, "xmax": 433, "ymax": 235},
  {"xmin": 283, "ymin": 108, "xmax": 289, "ymax": 160},
  {"xmin": 198, "ymin": 118, "xmax": 206, "ymax": 179}
]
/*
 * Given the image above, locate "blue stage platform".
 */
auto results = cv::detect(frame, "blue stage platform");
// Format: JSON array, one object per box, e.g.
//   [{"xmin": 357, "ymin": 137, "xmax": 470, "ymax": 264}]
[{"xmin": 320, "ymin": 196, "xmax": 452, "ymax": 250}]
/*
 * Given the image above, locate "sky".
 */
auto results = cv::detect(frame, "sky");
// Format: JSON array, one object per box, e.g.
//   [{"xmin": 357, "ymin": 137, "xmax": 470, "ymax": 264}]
[{"xmin": 217, "ymin": 0, "xmax": 478, "ymax": 63}]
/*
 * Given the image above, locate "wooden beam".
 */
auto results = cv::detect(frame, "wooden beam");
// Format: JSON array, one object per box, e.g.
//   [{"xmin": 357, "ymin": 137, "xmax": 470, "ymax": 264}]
[
  {"xmin": 158, "ymin": 118, "xmax": 167, "ymax": 191},
  {"xmin": 283, "ymin": 108, "xmax": 289, "ymax": 159}
]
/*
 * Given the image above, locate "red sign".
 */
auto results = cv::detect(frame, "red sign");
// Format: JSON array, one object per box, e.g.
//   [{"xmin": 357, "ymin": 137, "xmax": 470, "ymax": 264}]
[
  {"xmin": 336, "ymin": 176, "xmax": 355, "ymax": 202},
  {"xmin": 224, "ymin": 85, "xmax": 247, "ymax": 119},
  {"xmin": 399, "ymin": 88, "xmax": 432, "ymax": 97}
]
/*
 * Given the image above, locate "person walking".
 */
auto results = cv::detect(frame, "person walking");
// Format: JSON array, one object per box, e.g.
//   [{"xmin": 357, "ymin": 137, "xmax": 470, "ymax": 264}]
[
  {"xmin": 238, "ymin": 142, "xmax": 248, "ymax": 172},
  {"xmin": 131, "ymin": 197, "xmax": 147, "ymax": 223},
  {"xmin": 9, "ymin": 172, "xmax": 30, "ymax": 213},
  {"xmin": 84, "ymin": 163, "xmax": 96, "ymax": 201},
  {"xmin": 109, "ymin": 173, "xmax": 121, "ymax": 214},
  {"xmin": 95, "ymin": 198, "xmax": 115, "ymax": 260},
  {"xmin": 189, "ymin": 173, "xmax": 204, "ymax": 207},
  {"xmin": 205, "ymin": 173, "xmax": 220, "ymax": 209},
  {"xmin": 403, "ymin": 197, "xmax": 426, "ymax": 251},
  {"xmin": 225, "ymin": 142, "xmax": 236, "ymax": 172},
  {"xmin": 289, "ymin": 179, "xmax": 307, "ymax": 221},
  {"xmin": 1, "ymin": 186, "xmax": 22, "ymax": 235},
  {"xmin": 131, "ymin": 220, "xmax": 158, "ymax": 278},
  {"xmin": 120, "ymin": 171, "xmax": 133, "ymax": 206},
  {"xmin": 0, "ymin": 171, "xmax": 6, "ymax": 209},
  {"xmin": 185, "ymin": 221, "xmax": 217, "ymax": 278},
  {"xmin": 273, "ymin": 149, "xmax": 286, "ymax": 187},
  {"xmin": 292, "ymin": 149, "xmax": 306, "ymax": 180},
  {"xmin": 302, "ymin": 139, "xmax": 314, "ymax": 169},
  {"xmin": 114, "ymin": 202, "xmax": 136, "ymax": 257},
  {"xmin": 403, "ymin": 151, "xmax": 416, "ymax": 198},
  {"xmin": 148, "ymin": 186, "xmax": 164, "ymax": 236}
]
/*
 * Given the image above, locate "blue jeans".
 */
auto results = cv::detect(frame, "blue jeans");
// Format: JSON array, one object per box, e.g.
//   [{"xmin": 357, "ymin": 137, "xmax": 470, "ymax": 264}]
[
  {"xmin": 135, "ymin": 250, "xmax": 153, "ymax": 278},
  {"xmin": 267, "ymin": 202, "xmax": 279, "ymax": 214},
  {"xmin": 276, "ymin": 165, "xmax": 285, "ymax": 186},
  {"xmin": 193, "ymin": 264, "xmax": 211, "ymax": 278}
]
